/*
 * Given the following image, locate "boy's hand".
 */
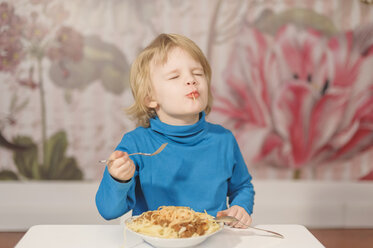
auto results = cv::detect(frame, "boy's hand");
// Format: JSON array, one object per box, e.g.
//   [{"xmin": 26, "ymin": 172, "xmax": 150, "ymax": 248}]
[
  {"xmin": 216, "ymin": 205, "xmax": 252, "ymax": 228},
  {"xmin": 107, "ymin": 151, "xmax": 136, "ymax": 182}
]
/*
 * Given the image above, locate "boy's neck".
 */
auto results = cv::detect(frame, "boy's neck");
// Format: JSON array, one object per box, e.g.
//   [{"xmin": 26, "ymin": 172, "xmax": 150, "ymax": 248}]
[{"xmin": 157, "ymin": 112, "xmax": 200, "ymax": 126}]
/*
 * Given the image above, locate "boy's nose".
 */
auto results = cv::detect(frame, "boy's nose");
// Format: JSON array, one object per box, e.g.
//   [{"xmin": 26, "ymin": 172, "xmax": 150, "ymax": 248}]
[{"xmin": 186, "ymin": 80, "xmax": 197, "ymax": 86}]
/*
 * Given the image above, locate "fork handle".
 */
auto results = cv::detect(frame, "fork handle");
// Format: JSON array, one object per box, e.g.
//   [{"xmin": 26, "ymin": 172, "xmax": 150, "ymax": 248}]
[
  {"xmin": 247, "ymin": 226, "xmax": 284, "ymax": 239},
  {"xmin": 127, "ymin": 152, "xmax": 149, "ymax": 156},
  {"xmin": 215, "ymin": 218, "xmax": 284, "ymax": 239},
  {"xmin": 98, "ymin": 153, "xmax": 140, "ymax": 164}
]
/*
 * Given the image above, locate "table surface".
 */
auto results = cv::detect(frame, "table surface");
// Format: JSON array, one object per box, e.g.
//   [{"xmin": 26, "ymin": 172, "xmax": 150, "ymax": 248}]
[{"xmin": 15, "ymin": 224, "xmax": 325, "ymax": 248}]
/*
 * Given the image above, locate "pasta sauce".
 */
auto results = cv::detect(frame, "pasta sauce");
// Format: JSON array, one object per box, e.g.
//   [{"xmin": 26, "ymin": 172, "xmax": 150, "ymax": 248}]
[{"xmin": 126, "ymin": 206, "xmax": 221, "ymax": 238}]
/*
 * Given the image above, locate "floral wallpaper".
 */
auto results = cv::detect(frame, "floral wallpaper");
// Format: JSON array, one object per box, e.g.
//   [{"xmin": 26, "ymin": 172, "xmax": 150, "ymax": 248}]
[{"xmin": 0, "ymin": 0, "xmax": 372, "ymax": 181}]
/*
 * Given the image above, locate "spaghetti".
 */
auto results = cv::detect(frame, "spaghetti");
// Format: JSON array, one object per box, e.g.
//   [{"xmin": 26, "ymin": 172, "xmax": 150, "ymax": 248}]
[{"xmin": 126, "ymin": 206, "xmax": 221, "ymax": 238}]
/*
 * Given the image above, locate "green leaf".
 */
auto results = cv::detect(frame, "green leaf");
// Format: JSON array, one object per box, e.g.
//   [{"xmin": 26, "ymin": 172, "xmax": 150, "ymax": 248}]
[
  {"xmin": 8, "ymin": 131, "xmax": 83, "ymax": 180},
  {"xmin": 0, "ymin": 170, "xmax": 19, "ymax": 180},
  {"xmin": 12, "ymin": 136, "xmax": 40, "ymax": 179},
  {"xmin": 45, "ymin": 131, "xmax": 68, "ymax": 178},
  {"xmin": 0, "ymin": 131, "xmax": 33, "ymax": 151},
  {"xmin": 55, "ymin": 157, "xmax": 83, "ymax": 180},
  {"xmin": 43, "ymin": 131, "xmax": 83, "ymax": 180}
]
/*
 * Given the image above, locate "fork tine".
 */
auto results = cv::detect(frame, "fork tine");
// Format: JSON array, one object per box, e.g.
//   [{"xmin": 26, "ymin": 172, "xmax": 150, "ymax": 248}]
[
  {"xmin": 99, "ymin": 143, "xmax": 168, "ymax": 163},
  {"xmin": 152, "ymin": 143, "xmax": 168, "ymax": 155},
  {"xmin": 128, "ymin": 143, "xmax": 167, "ymax": 156}
]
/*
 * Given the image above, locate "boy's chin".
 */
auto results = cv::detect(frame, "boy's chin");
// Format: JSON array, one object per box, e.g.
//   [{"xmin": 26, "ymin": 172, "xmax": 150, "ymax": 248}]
[
  {"xmin": 177, "ymin": 109, "xmax": 203, "ymax": 119},
  {"xmin": 186, "ymin": 108, "xmax": 204, "ymax": 115},
  {"xmin": 189, "ymin": 103, "xmax": 207, "ymax": 114}
]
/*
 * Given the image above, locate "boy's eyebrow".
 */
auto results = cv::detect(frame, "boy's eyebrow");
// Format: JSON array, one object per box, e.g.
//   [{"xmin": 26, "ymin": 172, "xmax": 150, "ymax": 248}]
[
  {"xmin": 165, "ymin": 69, "xmax": 179, "ymax": 75},
  {"xmin": 165, "ymin": 67, "xmax": 203, "ymax": 74}
]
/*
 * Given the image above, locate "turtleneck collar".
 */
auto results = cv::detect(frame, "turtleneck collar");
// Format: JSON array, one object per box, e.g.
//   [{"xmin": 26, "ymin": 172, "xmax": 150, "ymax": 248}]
[{"xmin": 149, "ymin": 112, "xmax": 207, "ymax": 145}]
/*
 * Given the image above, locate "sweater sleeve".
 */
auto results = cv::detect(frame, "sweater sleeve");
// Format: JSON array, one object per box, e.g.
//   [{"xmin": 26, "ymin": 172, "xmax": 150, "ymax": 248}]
[
  {"xmin": 95, "ymin": 134, "xmax": 138, "ymax": 220},
  {"xmin": 227, "ymin": 134, "xmax": 255, "ymax": 214}
]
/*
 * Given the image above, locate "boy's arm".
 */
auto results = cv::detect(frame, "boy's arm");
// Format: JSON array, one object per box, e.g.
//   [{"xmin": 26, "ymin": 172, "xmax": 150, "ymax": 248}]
[
  {"xmin": 227, "ymin": 135, "xmax": 255, "ymax": 215},
  {"xmin": 95, "ymin": 166, "xmax": 137, "ymax": 220},
  {"xmin": 95, "ymin": 134, "xmax": 138, "ymax": 220}
]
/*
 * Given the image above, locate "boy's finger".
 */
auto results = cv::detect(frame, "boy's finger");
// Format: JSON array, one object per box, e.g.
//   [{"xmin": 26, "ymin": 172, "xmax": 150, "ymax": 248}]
[
  {"xmin": 241, "ymin": 215, "xmax": 251, "ymax": 228},
  {"xmin": 216, "ymin": 209, "xmax": 229, "ymax": 217},
  {"xmin": 118, "ymin": 161, "xmax": 132, "ymax": 172},
  {"xmin": 112, "ymin": 157, "xmax": 127, "ymax": 169},
  {"xmin": 233, "ymin": 213, "xmax": 245, "ymax": 228},
  {"xmin": 113, "ymin": 156, "xmax": 134, "ymax": 171},
  {"xmin": 122, "ymin": 152, "xmax": 129, "ymax": 160},
  {"xmin": 217, "ymin": 209, "xmax": 236, "ymax": 226},
  {"xmin": 108, "ymin": 151, "xmax": 122, "ymax": 161},
  {"xmin": 114, "ymin": 150, "xmax": 124, "ymax": 158},
  {"xmin": 235, "ymin": 209, "xmax": 244, "ymax": 219}
]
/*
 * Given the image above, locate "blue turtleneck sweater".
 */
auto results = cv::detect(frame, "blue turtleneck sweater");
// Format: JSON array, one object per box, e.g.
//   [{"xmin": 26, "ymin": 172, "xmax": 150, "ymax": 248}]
[{"xmin": 95, "ymin": 112, "xmax": 255, "ymax": 220}]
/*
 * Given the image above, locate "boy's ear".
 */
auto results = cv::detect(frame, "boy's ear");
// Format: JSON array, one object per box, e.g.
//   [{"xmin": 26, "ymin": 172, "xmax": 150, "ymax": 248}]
[
  {"xmin": 148, "ymin": 100, "xmax": 158, "ymax": 108},
  {"xmin": 145, "ymin": 96, "xmax": 158, "ymax": 109}
]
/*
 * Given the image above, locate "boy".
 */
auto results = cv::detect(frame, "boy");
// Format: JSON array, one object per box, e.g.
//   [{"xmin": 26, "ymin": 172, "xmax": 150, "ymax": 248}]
[{"xmin": 95, "ymin": 33, "xmax": 255, "ymax": 228}]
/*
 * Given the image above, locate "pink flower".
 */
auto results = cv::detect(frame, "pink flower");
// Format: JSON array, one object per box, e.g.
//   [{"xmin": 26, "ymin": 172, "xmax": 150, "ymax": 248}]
[
  {"xmin": 0, "ymin": 2, "xmax": 25, "ymax": 72},
  {"xmin": 24, "ymin": 21, "xmax": 49, "ymax": 43},
  {"xmin": 47, "ymin": 26, "xmax": 83, "ymax": 62},
  {"xmin": 360, "ymin": 170, "xmax": 373, "ymax": 181},
  {"xmin": 215, "ymin": 25, "xmax": 373, "ymax": 170},
  {"xmin": 0, "ymin": 31, "xmax": 24, "ymax": 73},
  {"xmin": 0, "ymin": 3, "xmax": 25, "ymax": 36}
]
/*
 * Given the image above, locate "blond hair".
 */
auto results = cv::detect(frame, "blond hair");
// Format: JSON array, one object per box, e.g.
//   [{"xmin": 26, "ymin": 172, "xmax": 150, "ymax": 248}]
[{"xmin": 126, "ymin": 33, "xmax": 213, "ymax": 127}]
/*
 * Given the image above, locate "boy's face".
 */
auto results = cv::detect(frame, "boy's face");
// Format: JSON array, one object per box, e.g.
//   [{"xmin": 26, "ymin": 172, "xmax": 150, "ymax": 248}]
[{"xmin": 148, "ymin": 47, "xmax": 209, "ymax": 125}]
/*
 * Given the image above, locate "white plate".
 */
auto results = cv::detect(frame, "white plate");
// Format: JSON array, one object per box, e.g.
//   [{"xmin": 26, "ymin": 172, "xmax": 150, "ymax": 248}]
[{"xmin": 124, "ymin": 217, "xmax": 224, "ymax": 248}]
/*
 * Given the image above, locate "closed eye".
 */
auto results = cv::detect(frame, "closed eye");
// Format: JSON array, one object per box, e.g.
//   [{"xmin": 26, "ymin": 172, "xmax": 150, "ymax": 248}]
[
  {"xmin": 169, "ymin": 75, "xmax": 179, "ymax": 80},
  {"xmin": 194, "ymin": 73, "xmax": 204, "ymax": 76}
]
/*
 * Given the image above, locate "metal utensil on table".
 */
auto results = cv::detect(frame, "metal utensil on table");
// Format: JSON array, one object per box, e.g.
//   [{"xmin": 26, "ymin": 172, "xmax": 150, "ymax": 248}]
[
  {"xmin": 214, "ymin": 216, "xmax": 284, "ymax": 239},
  {"xmin": 98, "ymin": 143, "xmax": 168, "ymax": 164}
]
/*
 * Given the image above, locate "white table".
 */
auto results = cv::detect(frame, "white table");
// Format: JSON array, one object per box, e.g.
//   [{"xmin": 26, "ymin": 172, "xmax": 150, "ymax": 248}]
[{"xmin": 15, "ymin": 224, "xmax": 325, "ymax": 248}]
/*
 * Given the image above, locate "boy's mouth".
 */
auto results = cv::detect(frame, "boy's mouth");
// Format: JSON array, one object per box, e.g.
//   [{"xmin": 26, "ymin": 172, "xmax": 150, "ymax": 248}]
[{"xmin": 186, "ymin": 91, "xmax": 200, "ymax": 99}]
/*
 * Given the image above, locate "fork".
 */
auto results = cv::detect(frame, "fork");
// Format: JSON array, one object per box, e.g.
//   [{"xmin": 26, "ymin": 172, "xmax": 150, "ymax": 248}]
[
  {"xmin": 214, "ymin": 216, "xmax": 284, "ymax": 239},
  {"xmin": 99, "ymin": 143, "xmax": 168, "ymax": 164}
]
